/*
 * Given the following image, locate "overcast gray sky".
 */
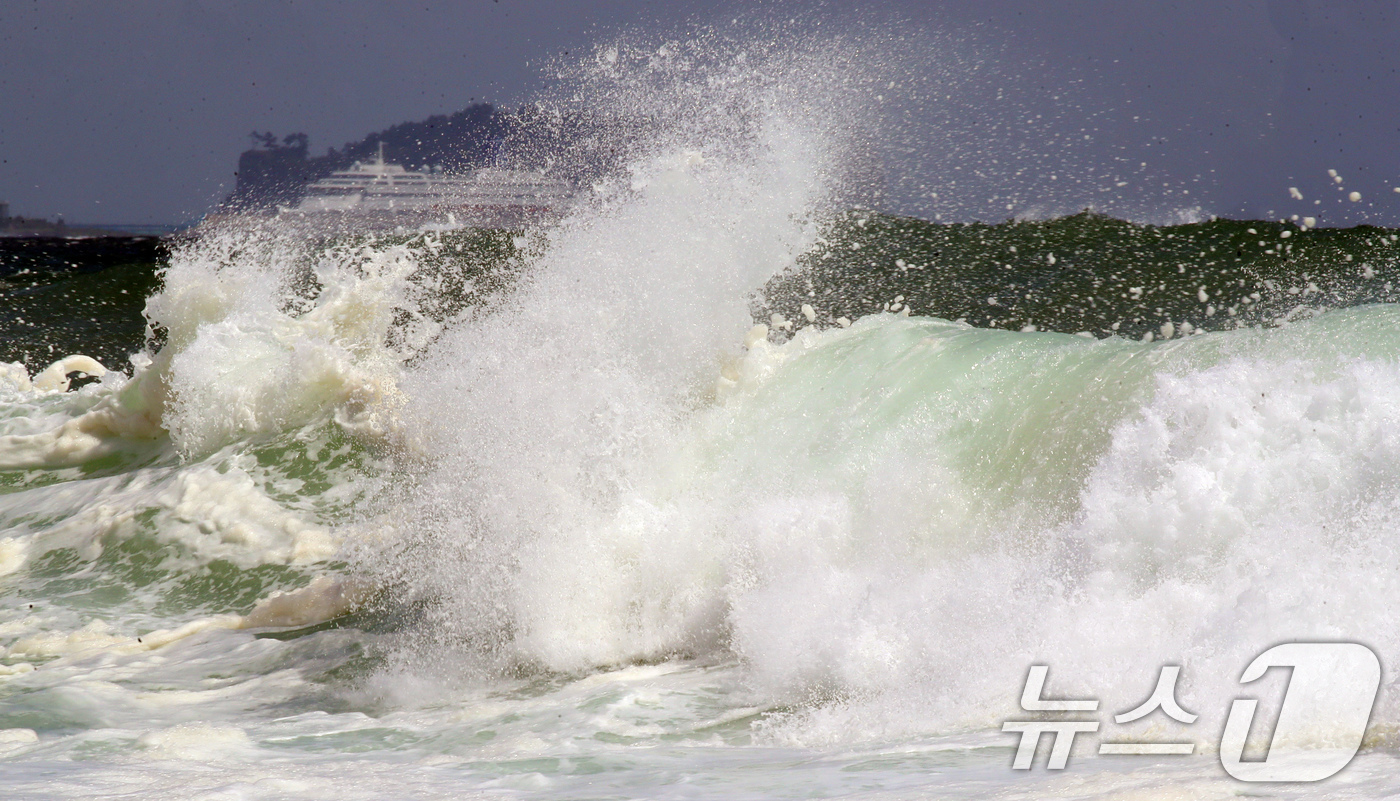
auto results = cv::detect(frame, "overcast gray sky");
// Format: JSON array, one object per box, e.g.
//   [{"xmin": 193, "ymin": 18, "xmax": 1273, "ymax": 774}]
[{"xmin": 2, "ymin": 0, "xmax": 1397, "ymax": 225}]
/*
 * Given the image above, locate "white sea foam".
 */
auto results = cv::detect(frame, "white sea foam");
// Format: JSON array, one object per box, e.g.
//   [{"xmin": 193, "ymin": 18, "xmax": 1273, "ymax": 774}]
[{"xmin": 0, "ymin": 223, "xmax": 419, "ymax": 473}]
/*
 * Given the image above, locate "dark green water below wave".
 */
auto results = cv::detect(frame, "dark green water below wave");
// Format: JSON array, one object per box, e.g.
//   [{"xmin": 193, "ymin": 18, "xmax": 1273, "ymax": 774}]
[
  {"xmin": 759, "ymin": 211, "xmax": 1400, "ymax": 341},
  {"xmin": 7, "ymin": 212, "xmax": 1399, "ymax": 381},
  {"xmin": 0, "ymin": 237, "xmax": 165, "ymax": 371}
]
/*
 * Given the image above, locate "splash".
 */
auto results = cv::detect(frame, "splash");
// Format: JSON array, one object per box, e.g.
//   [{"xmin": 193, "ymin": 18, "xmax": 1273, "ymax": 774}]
[
  {"xmin": 338, "ymin": 26, "xmax": 1400, "ymax": 757},
  {"xmin": 371, "ymin": 28, "xmax": 881, "ymax": 672}
]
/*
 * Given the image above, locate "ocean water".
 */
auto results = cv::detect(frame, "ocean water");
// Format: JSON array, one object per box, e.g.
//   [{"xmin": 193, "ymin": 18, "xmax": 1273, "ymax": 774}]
[{"xmin": 6, "ymin": 31, "xmax": 1400, "ymax": 801}]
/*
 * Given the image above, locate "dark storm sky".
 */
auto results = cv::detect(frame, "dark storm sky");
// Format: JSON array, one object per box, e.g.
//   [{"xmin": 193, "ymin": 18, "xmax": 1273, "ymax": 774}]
[{"xmin": 1, "ymin": 0, "xmax": 1397, "ymax": 225}]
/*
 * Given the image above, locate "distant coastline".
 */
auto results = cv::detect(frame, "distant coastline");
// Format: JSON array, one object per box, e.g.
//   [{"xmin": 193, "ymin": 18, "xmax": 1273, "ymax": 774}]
[{"xmin": 0, "ymin": 205, "xmax": 180, "ymax": 238}]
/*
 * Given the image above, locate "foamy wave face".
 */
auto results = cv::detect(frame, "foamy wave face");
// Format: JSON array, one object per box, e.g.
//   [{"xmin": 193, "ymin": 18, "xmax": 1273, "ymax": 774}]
[
  {"xmin": 1078, "ymin": 358, "xmax": 1400, "ymax": 578},
  {"xmin": 389, "ymin": 291, "xmax": 1400, "ymax": 749},
  {"xmin": 697, "ymin": 313, "xmax": 1400, "ymax": 747},
  {"xmin": 152, "ymin": 226, "xmax": 421, "ymax": 457},
  {"xmin": 0, "ymin": 224, "xmax": 427, "ymax": 473}
]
